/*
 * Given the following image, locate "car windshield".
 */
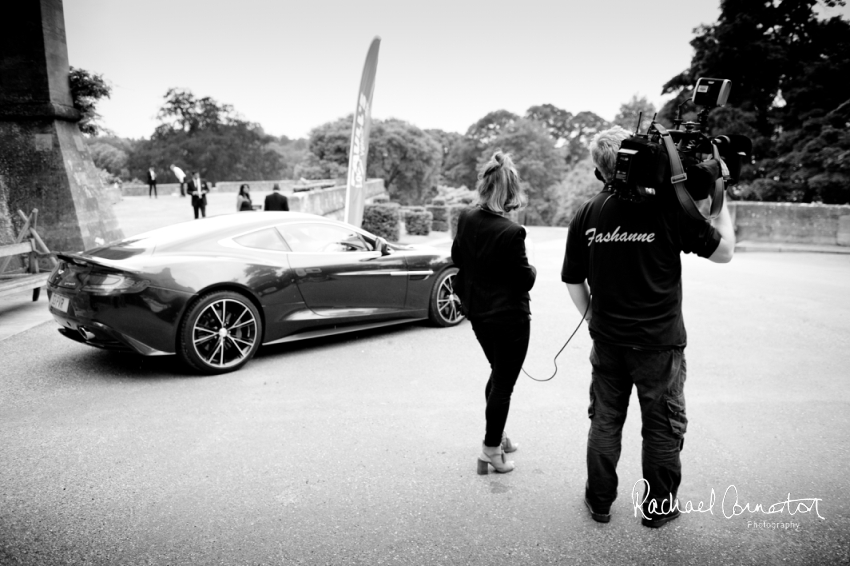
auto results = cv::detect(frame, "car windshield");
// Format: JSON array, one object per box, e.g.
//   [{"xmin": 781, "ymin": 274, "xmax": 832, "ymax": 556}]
[{"xmin": 278, "ymin": 223, "xmax": 373, "ymax": 253}]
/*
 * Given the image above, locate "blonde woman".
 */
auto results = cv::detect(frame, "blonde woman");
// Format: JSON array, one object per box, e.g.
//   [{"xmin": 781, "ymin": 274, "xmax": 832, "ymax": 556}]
[{"xmin": 451, "ymin": 151, "xmax": 537, "ymax": 474}]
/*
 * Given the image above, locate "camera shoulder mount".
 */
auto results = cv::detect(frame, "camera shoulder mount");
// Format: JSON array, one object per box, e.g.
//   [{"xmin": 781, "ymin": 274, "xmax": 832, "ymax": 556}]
[{"xmin": 652, "ymin": 121, "xmax": 726, "ymax": 221}]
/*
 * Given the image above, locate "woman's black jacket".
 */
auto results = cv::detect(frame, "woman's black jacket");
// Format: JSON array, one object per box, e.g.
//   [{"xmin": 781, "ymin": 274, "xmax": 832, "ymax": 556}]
[{"xmin": 451, "ymin": 207, "xmax": 537, "ymax": 323}]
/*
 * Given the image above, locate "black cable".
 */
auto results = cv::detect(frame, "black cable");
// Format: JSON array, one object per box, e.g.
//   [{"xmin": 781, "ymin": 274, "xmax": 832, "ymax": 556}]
[
  {"xmin": 523, "ymin": 191, "xmax": 613, "ymax": 383},
  {"xmin": 521, "ymin": 299, "xmax": 590, "ymax": 382}
]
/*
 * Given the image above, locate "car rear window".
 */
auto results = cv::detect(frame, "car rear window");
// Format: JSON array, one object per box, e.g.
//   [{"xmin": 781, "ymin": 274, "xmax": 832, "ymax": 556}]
[
  {"xmin": 234, "ymin": 228, "xmax": 290, "ymax": 251},
  {"xmin": 86, "ymin": 239, "xmax": 152, "ymax": 259}
]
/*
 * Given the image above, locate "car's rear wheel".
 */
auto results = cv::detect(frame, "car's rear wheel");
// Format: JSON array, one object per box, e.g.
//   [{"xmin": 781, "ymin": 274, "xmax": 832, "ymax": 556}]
[
  {"xmin": 178, "ymin": 290, "xmax": 262, "ymax": 374},
  {"xmin": 428, "ymin": 267, "xmax": 464, "ymax": 327}
]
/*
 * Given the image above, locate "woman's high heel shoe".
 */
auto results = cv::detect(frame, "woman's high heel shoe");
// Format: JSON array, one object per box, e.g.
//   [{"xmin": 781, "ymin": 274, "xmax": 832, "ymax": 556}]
[
  {"xmin": 477, "ymin": 444, "xmax": 515, "ymax": 474},
  {"xmin": 501, "ymin": 432, "xmax": 518, "ymax": 453}
]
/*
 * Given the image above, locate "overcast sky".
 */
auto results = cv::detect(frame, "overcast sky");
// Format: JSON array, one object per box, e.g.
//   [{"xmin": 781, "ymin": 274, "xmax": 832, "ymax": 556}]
[{"xmin": 64, "ymin": 0, "xmax": 850, "ymax": 141}]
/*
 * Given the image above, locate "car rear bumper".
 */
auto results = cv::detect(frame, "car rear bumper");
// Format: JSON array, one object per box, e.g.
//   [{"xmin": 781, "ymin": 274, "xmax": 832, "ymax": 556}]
[{"xmin": 53, "ymin": 314, "xmax": 172, "ymax": 356}]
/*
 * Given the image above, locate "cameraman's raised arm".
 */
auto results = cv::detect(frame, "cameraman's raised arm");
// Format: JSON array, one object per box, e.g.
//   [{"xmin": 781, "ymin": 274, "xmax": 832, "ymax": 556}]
[
  {"xmin": 566, "ymin": 282, "xmax": 592, "ymax": 322},
  {"xmin": 708, "ymin": 198, "xmax": 735, "ymax": 263}
]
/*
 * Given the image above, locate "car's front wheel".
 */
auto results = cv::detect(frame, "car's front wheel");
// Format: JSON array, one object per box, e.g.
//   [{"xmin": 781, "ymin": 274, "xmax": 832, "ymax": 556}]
[
  {"xmin": 178, "ymin": 290, "xmax": 262, "ymax": 374},
  {"xmin": 428, "ymin": 267, "xmax": 464, "ymax": 327}
]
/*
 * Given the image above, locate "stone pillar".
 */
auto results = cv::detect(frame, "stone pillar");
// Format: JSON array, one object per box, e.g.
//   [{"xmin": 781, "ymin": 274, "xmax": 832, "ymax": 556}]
[{"xmin": 0, "ymin": 0, "xmax": 123, "ymax": 253}]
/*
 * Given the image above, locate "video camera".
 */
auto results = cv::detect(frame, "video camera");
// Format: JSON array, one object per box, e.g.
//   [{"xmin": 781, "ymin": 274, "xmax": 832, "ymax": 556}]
[{"xmin": 609, "ymin": 78, "xmax": 752, "ymax": 220}]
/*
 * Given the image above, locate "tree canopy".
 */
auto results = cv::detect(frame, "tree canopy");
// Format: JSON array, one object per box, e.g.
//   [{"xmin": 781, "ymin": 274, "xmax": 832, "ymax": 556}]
[
  {"xmin": 128, "ymin": 89, "xmax": 283, "ymax": 183},
  {"xmin": 484, "ymin": 118, "xmax": 567, "ymax": 225},
  {"xmin": 68, "ymin": 67, "xmax": 111, "ymax": 136},
  {"xmin": 300, "ymin": 116, "xmax": 442, "ymax": 205}
]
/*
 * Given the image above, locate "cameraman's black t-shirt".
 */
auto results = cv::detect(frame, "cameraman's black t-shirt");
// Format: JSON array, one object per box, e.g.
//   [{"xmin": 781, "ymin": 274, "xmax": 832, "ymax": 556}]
[{"xmin": 561, "ymin": 190, "xmax": 721, "ymax": 349}]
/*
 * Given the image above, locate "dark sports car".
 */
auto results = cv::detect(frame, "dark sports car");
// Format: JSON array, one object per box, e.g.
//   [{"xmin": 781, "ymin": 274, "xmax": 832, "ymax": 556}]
[{"xmin": 46, "ymin": 212, "xmax": 464, "ymax": 374}]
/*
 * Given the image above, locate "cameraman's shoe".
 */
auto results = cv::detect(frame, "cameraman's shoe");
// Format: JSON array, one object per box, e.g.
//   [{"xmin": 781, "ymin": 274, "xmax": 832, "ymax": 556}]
[
  {"xmin": 583, "ymin": 497, "xmax": 611, "ymax": 523},
  {"xmin": 641, "ymin": 508, "xmax": 681, "ymax": 528}
]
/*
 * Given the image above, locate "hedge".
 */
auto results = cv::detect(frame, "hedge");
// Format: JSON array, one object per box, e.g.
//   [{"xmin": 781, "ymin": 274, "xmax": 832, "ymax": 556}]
[
  {"xmin": 362, "ymin": 203, "xmax": 401, "ymax": 242},
  {"xmin": 401, "ymin": 206, "xmax": 426, "ymax": 220},
  {"xmin": 426, "ymin": 205, "xmax": 447, "ymax": 223},
  {"xmin": 404, "ymin": 209, "xmax": 432, "ymax": 236}
]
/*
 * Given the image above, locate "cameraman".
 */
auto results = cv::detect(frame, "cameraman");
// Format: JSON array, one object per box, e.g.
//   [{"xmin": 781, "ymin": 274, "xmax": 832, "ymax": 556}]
[{"xmin": 561, "ymin": 126, "xmax": 735, "ymax": 527}]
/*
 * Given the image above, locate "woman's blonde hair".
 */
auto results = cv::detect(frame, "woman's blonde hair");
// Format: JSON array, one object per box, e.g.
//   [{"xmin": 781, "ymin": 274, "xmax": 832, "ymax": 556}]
[{"xmin": 476, "ymin": 151, "xmax": 524, "ymax": 213}]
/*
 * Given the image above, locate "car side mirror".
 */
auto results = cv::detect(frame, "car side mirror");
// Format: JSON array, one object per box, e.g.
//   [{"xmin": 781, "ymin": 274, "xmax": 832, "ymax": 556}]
[{"xmin": 374, "ymin": 237, "xmax": 391, "ymax": 256}]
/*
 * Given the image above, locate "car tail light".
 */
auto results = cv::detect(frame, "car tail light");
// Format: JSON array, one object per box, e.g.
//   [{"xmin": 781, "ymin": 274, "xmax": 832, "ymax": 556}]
[
  {"xmin": 50, "ymin": 261, "xmax": 83, "ymax": 289},
  {"xmin": 48, "ymin": 261, "xmax": 66, "ymax": 286},
  {"xmin": 81, "ymin": 272, "xmax": 149, "ymax": 295}
]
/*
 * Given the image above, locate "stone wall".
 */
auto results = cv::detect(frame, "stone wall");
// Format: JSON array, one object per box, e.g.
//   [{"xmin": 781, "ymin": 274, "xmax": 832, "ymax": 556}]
[
  {"xmin": 729, "ymin": 202, "xmax": 850, "ymax": 247},
  {"xmin": 0, "ymin": 0, "xmax": 123, "ymax": 253},
  {"xmin": 118, "ymin": 178, "xmax": 387, "ymax": 221},
  {"xmin": 288, "ymin": 179, "xmax": 386, "ymax": 220},
  {"xmin": 0, "ymin": 119, "xmax": 123, "ymax": 253},
  {"xmin": 119, "ymin": 179, "xmax": 324, "ymax": 197}
]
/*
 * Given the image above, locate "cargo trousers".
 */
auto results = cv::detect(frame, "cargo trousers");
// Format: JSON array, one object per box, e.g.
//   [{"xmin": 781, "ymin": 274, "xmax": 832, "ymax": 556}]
[{"xmin": 585, "ymin": 340, "xmax": 688, "ymax": 517}]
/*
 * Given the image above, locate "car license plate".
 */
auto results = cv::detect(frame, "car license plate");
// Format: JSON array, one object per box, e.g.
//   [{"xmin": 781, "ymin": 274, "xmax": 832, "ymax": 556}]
[{"xmin": 50, "ymin": 293, "xmax": 70, "ymax": 313}]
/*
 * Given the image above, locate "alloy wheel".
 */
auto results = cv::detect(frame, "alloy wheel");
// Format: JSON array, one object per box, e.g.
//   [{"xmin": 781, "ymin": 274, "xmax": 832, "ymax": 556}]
[
  {"xmin": 192, "ymin": 298, "xmax": 259, "ymax": 369},
  {"xmin": 436, "ymin": 272, "xmax": 463, "ymax": 325}
]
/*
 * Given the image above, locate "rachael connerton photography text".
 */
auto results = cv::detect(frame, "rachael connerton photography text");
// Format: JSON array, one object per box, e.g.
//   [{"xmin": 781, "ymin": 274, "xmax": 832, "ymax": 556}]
[{"xmin": 631, "ymin": 480, "xmax": 825, "ymax": 521}]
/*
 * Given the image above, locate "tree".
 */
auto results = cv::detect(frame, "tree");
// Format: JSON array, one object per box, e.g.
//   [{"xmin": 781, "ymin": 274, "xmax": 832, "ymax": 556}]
[
  {"xmin": 154, "ymin": 88, "xmax": 239, "ymax": 135},
  {"xmin": 68, "ymin": 67, "xmax": 111, "ymax": 136},
  {"xmin": 266, "ymin": 137, "xmax": 309, "ymax": 179},
  {"xmin": 300, "ymin": 117, "xmax": 442, "ymax": 204},
  {"xmin": 465, "ymin": 110, "xmax": 519, "ymax": 144},
  {"xmin": 562, "ymin": 111, "xmax": 611, "ymax": 168},
  {"xmin": 738, "ymin": 102, "xmax": 850, "ymax": 203},
  {"xmin": 441, "ymin": 136, "xmax": 483, "ymax": 190},
  {"xmin": 550, "ymin": 157, "xmax": 602, "ymax": 227},
  {"xmin": 368, "ymin": 119, "xmax": 442, "ymax": 205},
  {"xmin": 297, "ymin": 116, "xmax": 352, "ymax": 180},
  {"xmin": 128, "ymin": 89, "xmax": 283, "ymax": 183},
  {"xmin": 613, "ymin": 95, "xmax": 656, "ymax": 134},
  {"xmin": 88, "ymin": 138, "xmax": 132, "ymax": 180},
  {"xmin": 525, "ymin": 104, "xmax": 573, "ymax": 143},
  {"xmin": 483, "ymin": 118, "xmax": 566, "ymax": 225},
  {"xmin": 425, "ymin": 129, "xmax": 465, "ymax": 187}
]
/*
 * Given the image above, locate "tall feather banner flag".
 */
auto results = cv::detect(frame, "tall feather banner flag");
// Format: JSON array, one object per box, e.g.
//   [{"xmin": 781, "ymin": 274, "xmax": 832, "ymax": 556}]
[{"xmin": 344, "ymin": 37, "xmax": 381, "ymax": 227}]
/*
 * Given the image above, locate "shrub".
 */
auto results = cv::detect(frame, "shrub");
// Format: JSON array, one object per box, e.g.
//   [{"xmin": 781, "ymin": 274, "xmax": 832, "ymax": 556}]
[
  {"xmin": 427, "ymin": 204, "xmax": 449, "ymax": 232},
  {"xmin": 431, "ymin": 197, "xmax": 447, "ymax": 206},
  {"xmin": 362, "ymin": 203, "xmax": 401, "ymax": 242},
  {"xmin": 401, "ymin": 206, "xmax": 426, "ymax": 220},
  {"xmin": 427, "ymin": 205, "xmax": 447, "ymax": 223},
  {"xmin": 404, "ymin": 210, "xmax": 432, "ymax": 236}
]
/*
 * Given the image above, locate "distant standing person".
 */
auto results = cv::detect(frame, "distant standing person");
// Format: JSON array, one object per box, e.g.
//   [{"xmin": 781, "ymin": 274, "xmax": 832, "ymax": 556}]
[
  {"xmin": 236, "ymin": 184, "xmax": 253, "ymax": 212},
  {"xmin": 264, "ymin": 183, "xmax": 289, "ymax": 211},
  {"xmin": 187, "ymin": 171, "xmax": 209, "ymax": 219},
  {"xmin": 170, "ymin": 164, "xmax": 187, "ymax": 197},
  {"xmin": 147, "ymin": 167, "xmax": 157, "ymax": 198}
]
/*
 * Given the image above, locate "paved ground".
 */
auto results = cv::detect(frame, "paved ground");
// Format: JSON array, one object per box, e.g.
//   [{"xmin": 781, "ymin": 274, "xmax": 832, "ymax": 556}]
[{"xmin": 1, "ymin": 197, "xmax": 849, "ymax": 565}]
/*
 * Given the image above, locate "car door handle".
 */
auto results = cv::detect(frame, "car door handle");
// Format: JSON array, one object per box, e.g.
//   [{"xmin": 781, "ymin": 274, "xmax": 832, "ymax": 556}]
[{"xmin": 295, "ymin": 268, "xmax": 322, "ymax": 276}]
